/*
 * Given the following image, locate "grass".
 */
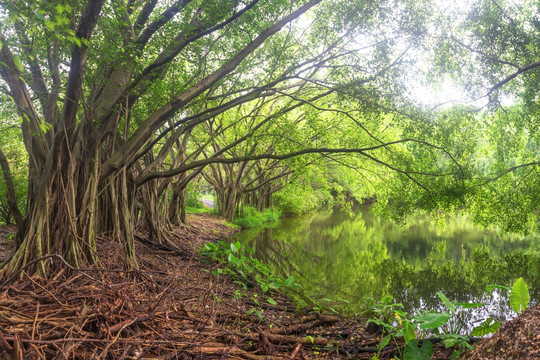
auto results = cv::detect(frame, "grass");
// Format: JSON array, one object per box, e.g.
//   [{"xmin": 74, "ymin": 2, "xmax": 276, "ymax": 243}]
[
  {"xmin": 186, "ymin": 205, "xmax": 215, "ymax": 214},
  {"xmin": 233, "ymin": 206, "xmax": 281, "ymax": 229},
  {"xmin": 223, "ymin": 221, "xmax": 241, "ymax": 229}
]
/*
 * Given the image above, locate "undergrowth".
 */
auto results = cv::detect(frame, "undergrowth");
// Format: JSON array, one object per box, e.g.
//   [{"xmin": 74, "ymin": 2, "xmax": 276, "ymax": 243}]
[
  {"xmin": 233, "ymin": 206, "xmax": 280, "ymax": 228},
  {"xmin": 200, "ymin": 241, "xmax": 295, "ymax": 303},
  {"xmin": 365, "ymin": 277, "xmax": 530, "ymax": 360},
  {"xmin": 186, "ymin": 205, "xmax": 214, "ymax": 214}
]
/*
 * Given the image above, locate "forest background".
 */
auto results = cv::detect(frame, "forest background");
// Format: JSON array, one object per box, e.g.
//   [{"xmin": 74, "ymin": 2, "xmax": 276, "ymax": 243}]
[{"xmin": 0, "ymin": 0, "xmax": 538, "ymax": 279}]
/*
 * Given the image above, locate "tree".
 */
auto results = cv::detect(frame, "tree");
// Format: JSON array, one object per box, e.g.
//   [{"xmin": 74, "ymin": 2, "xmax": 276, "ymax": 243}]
[
  {"xmin": 426, "ymin": 0, "xmax": 540, "ymax": 233},
  {"xmin": 1, "ymin": 0, "xmax": 445, "ymax": 278}
]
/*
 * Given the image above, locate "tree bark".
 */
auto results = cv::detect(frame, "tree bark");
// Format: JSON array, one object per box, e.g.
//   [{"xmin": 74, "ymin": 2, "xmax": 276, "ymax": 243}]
[{"xmin": 0, "ymin": 148, "xmax": 24, "ymax": 236}]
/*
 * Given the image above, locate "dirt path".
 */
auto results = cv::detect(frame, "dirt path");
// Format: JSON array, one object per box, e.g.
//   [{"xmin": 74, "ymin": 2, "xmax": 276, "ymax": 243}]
[{"xmin": 200, "ymin": 198, "xmax": 215, "ymax": 208}]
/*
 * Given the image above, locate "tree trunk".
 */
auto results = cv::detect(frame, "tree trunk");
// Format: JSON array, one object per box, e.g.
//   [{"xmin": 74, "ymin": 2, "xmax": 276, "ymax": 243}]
[{"xmin": 0, "ymin": 148, "xmax": 24, "ymax": 237}]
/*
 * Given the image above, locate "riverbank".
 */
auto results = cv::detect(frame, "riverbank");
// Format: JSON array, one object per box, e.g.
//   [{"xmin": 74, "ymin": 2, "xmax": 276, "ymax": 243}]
[
  {"xmin": 0, "ymin": 214, "xmax": 374, "ymax": 358},
  {"xmin": 0, "ymin": 214, "xmax": 536, "ymax": 359}
]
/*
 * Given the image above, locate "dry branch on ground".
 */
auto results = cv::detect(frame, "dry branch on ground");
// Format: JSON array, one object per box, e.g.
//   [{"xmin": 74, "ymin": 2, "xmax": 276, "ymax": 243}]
[{"xmin": 0, "ymin": 214, "xmax": 531, "ymax": 359}]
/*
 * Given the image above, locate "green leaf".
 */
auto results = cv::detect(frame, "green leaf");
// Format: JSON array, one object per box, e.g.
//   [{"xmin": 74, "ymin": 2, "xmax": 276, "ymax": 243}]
[
  {"xmin": 283, "ymin": 276, "xmax": 295, "ymax": 287},
  {"xmin": 455, "ymin": 302, "xmax": 484, "ymax": 309},
  {"xmin": 486, "ymin": 284, "xmax": 510, "ymax": 292},
  {"xmin": 404, "ymin": 339, "xmax": 433, "ymax": 360},
  {"xmin": 33, "ymin": 10, "xmax": 45, "ymax": 21},
  {"xmin": 413, "ymin": 312, "xmax": 451, "ymax": 330},
  {"xmin": 439, "ymin": 334, "xmax": 472, "ymax": 350},
  {"xmin": 367, "ymin": 318, "xmax": 397, "ymax": 332},
  {"xmin": 402, "ymin": 320, "xmax": 416, "ymax": 344},
  {"xmin": 45, "ymin": 20, "xmax": 55, "ymax": 30},
  {"xmin": 395, "ymin": 309, "xmax": 408, "ymax": 317},
  {"xmin": 39, "ymin": 121, "xmax": 52, "ymax": 133},
  {"xmin": 13, "ymin": 55, "xmax": 24, "ymax": 72},
  {"xmin": 471, "ymin": 318, "xmax": 501, "ymax": 336},
  {"xmin": 509, "ymin": 277, "xmax": 529, "ymax": 314},
  {"xmin": 267, "ymin": 297, "xmax": 277, "ymax": 305},
  {"xmin": 378, "ymin": 334, "xmax": 391, "ymax": 351},
  {"xmin": 71, "ymin": 37, "xmax": 82, "ymax": 48},
  {"xmin": 437, "ymin": 292, "xmax": 456, "ymax": 314}
]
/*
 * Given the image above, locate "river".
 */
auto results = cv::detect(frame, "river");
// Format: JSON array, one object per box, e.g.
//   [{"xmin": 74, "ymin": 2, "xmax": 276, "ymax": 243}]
[{"xmin": 229, "ymin": 206, "xmax": 540, "ymax": 333}]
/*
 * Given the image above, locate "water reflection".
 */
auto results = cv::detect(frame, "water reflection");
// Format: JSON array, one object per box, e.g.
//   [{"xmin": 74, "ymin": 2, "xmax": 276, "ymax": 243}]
[{"xmin": 229, "ymin": 206, "xmax": 540, "ymax": 333}]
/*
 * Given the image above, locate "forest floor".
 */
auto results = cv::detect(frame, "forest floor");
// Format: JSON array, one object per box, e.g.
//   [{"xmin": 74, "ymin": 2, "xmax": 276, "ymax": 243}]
[{"xmin": 0, "ymin": 215, "xmax": 538, "ymax": 359}]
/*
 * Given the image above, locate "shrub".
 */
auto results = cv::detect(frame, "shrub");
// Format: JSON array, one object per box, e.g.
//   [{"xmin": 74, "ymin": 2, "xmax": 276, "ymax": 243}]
[
  {"xmin": 186, "ymin": 194, "xmax": 204, "ymax": 209},
  {"xmin": 233, "ymin": 206, "xmax": 280, "ymax": 228}
]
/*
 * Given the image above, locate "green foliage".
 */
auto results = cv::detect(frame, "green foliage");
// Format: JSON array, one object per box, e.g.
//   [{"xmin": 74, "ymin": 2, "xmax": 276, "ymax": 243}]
[
  {"xmin": 404, "ymin": 339, "xmax": 432, "ymax": 360},
  {"xmin": 509, "ymin": 277, "xmax": 529, "ymax": 314},
  {"xmin": 471, "ymin": 317, "xmax": 501, "ymax": 337},
  {"xmin": 0, "ymin": 124, "xmax": 27, "ymax": 226},
  {"xmin": 367, "ymin": 291, "xmax": 481, "ymax": 360},
  {"xmin": 413, "ymin": 312, "xmax": 452, "ymax": 331},
  {"xmin": 185, "ymin": 195, "xmax": 204, "ymax": 209},
  {"xmin": 233, "ymin": 206, "xmax": 280, "ymax": 229},
  {"xmin": 274, "ymin": 186, "xmax": 321, "ymax": 215},
  {"xmin": 0, "ymin": 172, "xmax": 27, "ymax": 225},
  {"xmin": 365, "ymin": 295, "xmax": 404, "ymax": 324},
  {"xmin": 368, "ymin": 276, "xmax": 533, "ymax": 358},
  {"xmin": 223, "ymin": 221, "xmax": 241, "ymax": 230},
  {"xmin": 199, "ymin": 240, "xmax": 296, "ymax": 297}
]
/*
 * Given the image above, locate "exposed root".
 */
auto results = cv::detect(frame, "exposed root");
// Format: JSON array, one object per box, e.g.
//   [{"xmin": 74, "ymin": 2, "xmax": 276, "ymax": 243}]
[{"xmin": 0, "ymin": 215, "xmax": 459, "ymax": 359}]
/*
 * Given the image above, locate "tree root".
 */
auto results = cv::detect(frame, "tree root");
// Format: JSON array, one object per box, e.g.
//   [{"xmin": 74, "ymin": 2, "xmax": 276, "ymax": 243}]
[{"xmin": 0, "ymin": 221, "xmax": 399, "ymax": 359}]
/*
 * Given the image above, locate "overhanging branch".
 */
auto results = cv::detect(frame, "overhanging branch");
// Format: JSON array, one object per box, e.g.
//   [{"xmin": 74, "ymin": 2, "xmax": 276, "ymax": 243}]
[{"xmin": 136, "ymin": 138, "xmax": 461, "ymax": 185}]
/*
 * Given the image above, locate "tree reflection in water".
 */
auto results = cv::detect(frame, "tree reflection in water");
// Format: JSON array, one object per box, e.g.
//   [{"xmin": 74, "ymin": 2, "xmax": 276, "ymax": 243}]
[{"xmin": 228, "ymin": 206, "xmax": 540, "ymax": 333}]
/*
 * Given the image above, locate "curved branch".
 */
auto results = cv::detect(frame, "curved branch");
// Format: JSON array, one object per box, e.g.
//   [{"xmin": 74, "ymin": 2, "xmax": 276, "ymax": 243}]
[
  {"xmin": 102, "ymin": 0, "xmax": 323, "ymax": 178},
  {"xmin": 483, "ymin": 161, "xmax": 540, "ymax": 183},
  {"xmin": 135, "ymin": 0, "xmax": 192, "ymax": 45},
  {"xmin": 450, "ymin": 36, "xmax": 520, "ymax": 69},
  {"xmin": 243, "ymin": 169, "xmax": 295, "ymax": 193},
  {"xmin": 0, "ymin": 35, "xmax": 48, "ymax": 161},
  {"xmin": 137, "ymin": 138, "xmax": 460, "ymax": 185},
  {"xmin": 129, "ymin": 0, "xmax": 261, "ymax": 98},
  {"xmin": 487, "ymin": 60, "xmax": 540, "ymax": 97}
]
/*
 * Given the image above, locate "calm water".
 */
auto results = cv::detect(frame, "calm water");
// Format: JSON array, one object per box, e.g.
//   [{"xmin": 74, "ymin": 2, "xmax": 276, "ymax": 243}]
[{"xmin": 230, "ymin": 206, "xmax": 540, "ymax": 333}]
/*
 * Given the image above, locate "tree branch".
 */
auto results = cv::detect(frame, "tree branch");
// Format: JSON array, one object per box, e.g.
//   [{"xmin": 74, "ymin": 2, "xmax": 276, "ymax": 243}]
[
  {"xmin": 102, "ymin": 0, "xmax": 323, "ymax": 178},
  {"xmin": 137, "ymin": 138, "xmax": 459, "ymax": 185},
  {"xmin": 487, "ymin": 60, "xmax": 540, "ymax": 97},
  {"xmin": 450, "ymin": 36, "xmax": 520, "ymax": 69},
  {"xmin": 0, "ymin": 35, "xmax": 48, "ymax": 162},
  {"xmin": 60, "ymin": 0, "xmax": 106, "ymax": 132},
  {"xmin": 135, "ymin": 0, "xmax": 192, "ymax": 45},
  {"xmin": 483, "ymin": 161, "xmax": 540, "ymax": 183}
]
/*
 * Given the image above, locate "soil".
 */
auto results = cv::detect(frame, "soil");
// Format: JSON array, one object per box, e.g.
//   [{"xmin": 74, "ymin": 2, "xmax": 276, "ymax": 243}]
[
  {"xmin": 461, "ymin": 304, "xmax": 540, "ymax": 359},
  {"xmin": 0, "ymin": 215, "xmax": 536, "ymax": 359}
]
